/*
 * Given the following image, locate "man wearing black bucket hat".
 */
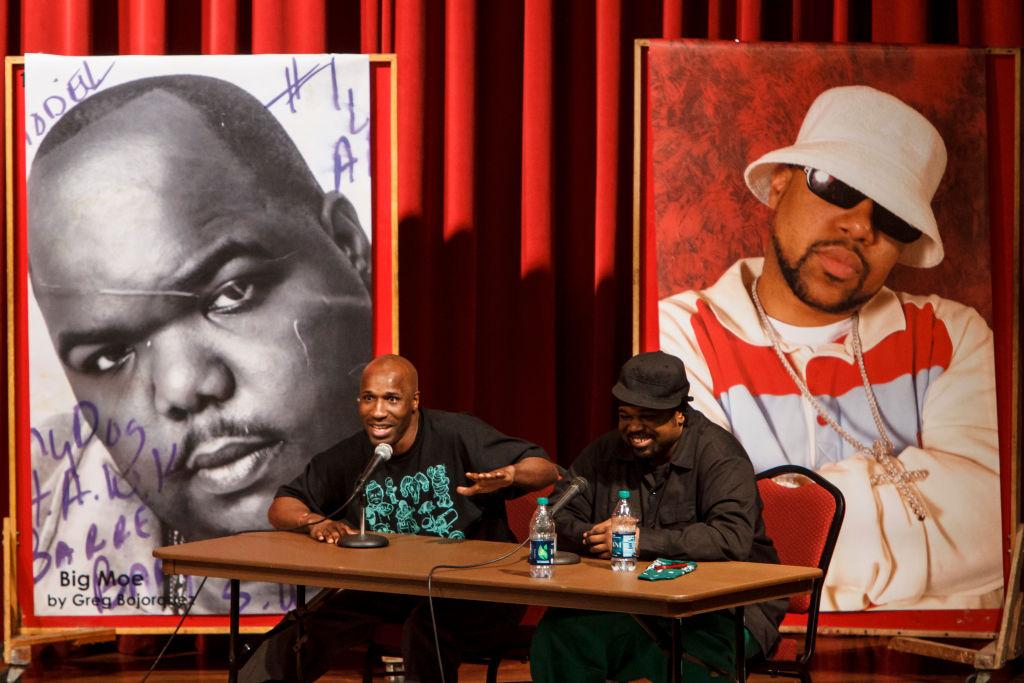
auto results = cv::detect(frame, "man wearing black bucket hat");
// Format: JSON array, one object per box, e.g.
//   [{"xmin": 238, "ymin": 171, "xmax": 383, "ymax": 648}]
[{"xmin": 530, "ymin": 351, "xmax": 784, "ymax": 683}]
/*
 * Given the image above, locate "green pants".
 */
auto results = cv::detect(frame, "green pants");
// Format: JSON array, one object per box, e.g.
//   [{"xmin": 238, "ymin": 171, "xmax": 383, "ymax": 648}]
[{"xmin": 529, "ymin": 609, "xmax": 761, "ymax": 683}]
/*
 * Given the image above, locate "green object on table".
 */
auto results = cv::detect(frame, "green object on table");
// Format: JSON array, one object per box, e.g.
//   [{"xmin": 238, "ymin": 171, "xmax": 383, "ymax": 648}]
[{"xmin": 638, "ymin": 558, "xmax": 697, "ymax": 581}]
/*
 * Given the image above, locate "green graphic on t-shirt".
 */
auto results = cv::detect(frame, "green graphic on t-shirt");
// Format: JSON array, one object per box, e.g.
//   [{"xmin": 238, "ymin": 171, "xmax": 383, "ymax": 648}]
[{"xmin": 365, "ymin": 465, "xmax": 464, "ymax": 539}]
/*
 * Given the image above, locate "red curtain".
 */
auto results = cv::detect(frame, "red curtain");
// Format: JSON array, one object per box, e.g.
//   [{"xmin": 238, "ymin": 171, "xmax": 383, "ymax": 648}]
[
  {"xmin": 0, "ymin": 0, "xmax": 1021, "ymax": 650},
  {"xmin": 1, "ymin": 0, "xmax": 1021, "ymax": 480}
]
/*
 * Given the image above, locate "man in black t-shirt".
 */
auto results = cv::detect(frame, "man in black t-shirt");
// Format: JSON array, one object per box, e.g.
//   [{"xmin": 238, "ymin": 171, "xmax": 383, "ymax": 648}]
[{"xmin": 241, "ymin": 354, "xmax": 556, "ymax": 682}]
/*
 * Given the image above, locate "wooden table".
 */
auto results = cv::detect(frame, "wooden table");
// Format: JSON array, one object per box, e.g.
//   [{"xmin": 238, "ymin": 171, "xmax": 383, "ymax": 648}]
[{"xmin": 156, "ymin": 531, "xmax": 819, "ymax": 682}]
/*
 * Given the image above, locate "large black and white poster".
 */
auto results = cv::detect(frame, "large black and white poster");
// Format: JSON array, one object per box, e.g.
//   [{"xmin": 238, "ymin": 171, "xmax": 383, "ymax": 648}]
[{"xmin": 25, "ymin": 53, "xmax": 373, "ymax": 617}]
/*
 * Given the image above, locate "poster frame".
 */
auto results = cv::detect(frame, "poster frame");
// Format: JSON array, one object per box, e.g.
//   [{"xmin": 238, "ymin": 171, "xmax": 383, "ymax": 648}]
[
  {"xmin": 633, "ymin": 39, "xmax": 1021, "ymax": 638},
  {"xmin": 2, "ymin": 52, "xmax": 399, "ymax": 647}
]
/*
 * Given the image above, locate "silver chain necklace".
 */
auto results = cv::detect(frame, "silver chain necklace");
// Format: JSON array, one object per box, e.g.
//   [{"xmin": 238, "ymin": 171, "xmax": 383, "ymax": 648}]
[{"xmin": 751, "ymin": 277, "xmax": 929, "ymax": 521}]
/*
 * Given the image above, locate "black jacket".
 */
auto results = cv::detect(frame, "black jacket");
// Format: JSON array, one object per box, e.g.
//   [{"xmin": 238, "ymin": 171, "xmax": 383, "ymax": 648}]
[{"xmin": 553, "ymin": 407, "xmax": 786, "ymax": 653}]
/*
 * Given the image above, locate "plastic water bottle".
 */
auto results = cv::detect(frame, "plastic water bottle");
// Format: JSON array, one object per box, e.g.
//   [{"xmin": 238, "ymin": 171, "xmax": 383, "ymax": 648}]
[
  {"xmin": 529, "ymin": 497, "xmax": 555, "ymax": 579},
  {"xmin": 611, "ymin": 490, "xmax": 638, "ymax": 572}
]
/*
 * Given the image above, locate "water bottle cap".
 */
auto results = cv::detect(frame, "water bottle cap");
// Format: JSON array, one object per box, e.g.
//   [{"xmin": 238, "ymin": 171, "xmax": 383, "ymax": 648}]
[
  {"xmin": 618, "ymin": 490, "xmax": 630, "ymax": 499},
  {"xmin": 537, "ymin": 497, "xmax": 549, "ymax": 505}
]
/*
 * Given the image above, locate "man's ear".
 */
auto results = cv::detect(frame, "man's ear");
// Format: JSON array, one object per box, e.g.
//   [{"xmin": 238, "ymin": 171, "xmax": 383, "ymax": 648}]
[
  {"xmin": 767, "ymin": 165, "xmax": 795, "ymax": 210},
  {"xmin": 321, "ymin": 191, "xmax": 371, "ymax": 291},
  {"xmin": 411, "ymin": 390, "xmax": 421, "ymax": 413}
]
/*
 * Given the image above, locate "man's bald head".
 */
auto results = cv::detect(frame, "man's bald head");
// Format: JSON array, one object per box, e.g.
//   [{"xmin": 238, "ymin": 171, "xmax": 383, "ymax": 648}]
[
  {"xmin": 28, "ymin": 74, "xmax": 371, "ymax": 302},
  {"xmin": 33, "ymin": 74, "xmax": 323, "ymax": 214},
  {"xmin": 363, "ymin": 354, "xmax": 419, "ymax": 395}
]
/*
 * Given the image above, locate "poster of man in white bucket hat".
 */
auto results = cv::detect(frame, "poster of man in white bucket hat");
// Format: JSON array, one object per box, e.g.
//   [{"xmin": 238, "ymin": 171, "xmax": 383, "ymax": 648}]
[{"xmin": 659, "ymin": 84, "xmax": 1000, "ymax": 613}]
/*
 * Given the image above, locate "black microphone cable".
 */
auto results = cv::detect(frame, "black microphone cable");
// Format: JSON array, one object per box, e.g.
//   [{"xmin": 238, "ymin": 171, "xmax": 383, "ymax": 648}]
[
  {"xmin": 139, "ymin": 500, "xmax": 349, "ymax": 683},
  {"xmin": 424, "ymin": 536, "xmax": 531, "ymax": 683},
  {"xmin": 421, "ymin": 475, "xmax": 589, "ymax": 682},
  {"xmin": 138, "ymin": 467, "xmax": 366, "ymax": 674},
  {"xmin": 142, "ymin": 447, "xmax": 392, "ymax": 677},
  {"xmin": 138, "ymin": 500, "xmax": 354, "ymax": 682},
  {"xmin": 142, "ymin": 527, "xmax": 520, "ymax": 683},
  {"xmin": 138, "ymin": 492, "xmax": 361, "ymax": 676},
  {"xmin": 227, "ymin": 485, "xmax": 364, "ymax": 536},
  {"xmin": 227, "ymin": 443, "xmax": 396, "ymax": 536},
  {"xmin": 139, "ymin": 575, "xmax": 208, "ymax": 683}
]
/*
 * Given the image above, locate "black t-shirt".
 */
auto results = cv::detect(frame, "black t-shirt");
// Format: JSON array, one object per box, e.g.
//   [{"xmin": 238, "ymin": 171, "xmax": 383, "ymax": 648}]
[{"xmin": 276, "ymin": 409, "xmax": 548, "ymax": 542}]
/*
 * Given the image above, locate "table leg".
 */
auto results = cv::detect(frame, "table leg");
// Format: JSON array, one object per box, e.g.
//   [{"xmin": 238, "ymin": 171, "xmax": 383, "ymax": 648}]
[
  {"xmin": 734, "ymin": 605, "xmax": 746, "ymax": 682},
  {"xmin": 229, "ymin": 579, "xmax": 240, "ymax": 683},
  {"xmin": 669, "ymin": 617, "xmax": 682, "ymax": 683},
  {"xmin": 295, "ymin": 585, "xmax": 305, "ymax": 681}
]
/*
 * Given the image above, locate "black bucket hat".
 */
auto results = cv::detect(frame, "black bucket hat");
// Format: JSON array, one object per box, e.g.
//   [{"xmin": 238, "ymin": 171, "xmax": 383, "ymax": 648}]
[{"xmin": 612, "ymin": 351, "xmax": 692, "ymax": 410}]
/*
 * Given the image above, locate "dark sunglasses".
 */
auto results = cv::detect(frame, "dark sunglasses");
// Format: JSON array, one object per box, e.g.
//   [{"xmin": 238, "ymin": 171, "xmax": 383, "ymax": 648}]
[{"xmin": 802, "ymin": 166, "xmax": 922, "ymax": 244}]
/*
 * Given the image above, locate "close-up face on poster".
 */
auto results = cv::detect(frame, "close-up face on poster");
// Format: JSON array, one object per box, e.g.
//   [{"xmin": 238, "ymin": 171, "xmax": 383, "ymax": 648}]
[
  {"xmin": 649, "ymin": 43, "xmax": 1005, "ymax": 618},
  {"xmin": 23, "ymin": 53, "xmax": 374, "ymax": 617}
]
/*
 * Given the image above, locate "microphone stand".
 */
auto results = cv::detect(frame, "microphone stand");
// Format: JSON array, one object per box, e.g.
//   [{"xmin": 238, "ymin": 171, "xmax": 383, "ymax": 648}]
[
  {"xmin": 550, "ymin": 487, "xmax": 583, "ymax": 565},
  {"xmin": 552, "ymin": 549, "xmax": 581, "ymax": 565},
  {"xmin": 340, "ymin": 490, "xmax": 389, "ymax": 548}
]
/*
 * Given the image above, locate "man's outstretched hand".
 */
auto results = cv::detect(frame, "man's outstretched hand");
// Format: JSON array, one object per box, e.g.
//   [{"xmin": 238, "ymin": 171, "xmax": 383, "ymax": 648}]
[{"xmin": 457, "ymin": 465, "xmax": 516, "ymax": 496}]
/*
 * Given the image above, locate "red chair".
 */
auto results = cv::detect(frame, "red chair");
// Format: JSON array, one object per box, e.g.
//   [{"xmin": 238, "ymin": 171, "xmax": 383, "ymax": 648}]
[{"xmin": 753, "ymin": 465, "xmax": 845, "ymax": 683}]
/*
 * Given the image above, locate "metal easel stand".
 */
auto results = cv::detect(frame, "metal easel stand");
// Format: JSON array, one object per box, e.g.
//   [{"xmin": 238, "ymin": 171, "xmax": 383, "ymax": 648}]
[{"xmin": 889, "ymin": 524, "xmax": 1024, "ymax": 682}]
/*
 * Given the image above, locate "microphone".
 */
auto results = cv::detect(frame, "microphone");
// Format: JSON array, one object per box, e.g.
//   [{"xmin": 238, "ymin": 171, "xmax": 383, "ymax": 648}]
[
  {"xmin": 341, "ymin": 443, "xmax": 393, "ymax": 549},
  {"xmin": 548, "ymin": 476, "xmax": 589, "ymax": 565},
  {"xmin": 352, "ymin": 443, "xmax": 394, "ymax": 495},
  {"xmin": 549, "ymin": 476, "xmax": 589, "ymax": 517}
]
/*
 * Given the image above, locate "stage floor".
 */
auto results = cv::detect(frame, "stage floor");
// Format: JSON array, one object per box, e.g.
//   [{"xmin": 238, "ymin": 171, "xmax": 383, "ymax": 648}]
[{"xmin": 4, "ymin": 635, "xmax": 1021, "ymax": 681}]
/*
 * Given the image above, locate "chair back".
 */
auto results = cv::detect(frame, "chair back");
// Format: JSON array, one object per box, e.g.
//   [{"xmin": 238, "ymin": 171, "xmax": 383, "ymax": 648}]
[
  {"xmin": 756, "ymin": 465, "xmax": 845, "ymax": 614},
  {"xmin": 505, "ymin": 485, "xmax": 554, "ymax": 542}
]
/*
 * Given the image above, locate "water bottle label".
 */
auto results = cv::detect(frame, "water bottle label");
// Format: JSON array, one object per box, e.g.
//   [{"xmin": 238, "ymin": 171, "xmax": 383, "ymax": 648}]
[
  {"xmin": 530, "ymin": 539, "xmax": 554, "ymax": 565},
  {"xmin": 611, "ymin": 531, "xmax": 637, "ymax": 559}
]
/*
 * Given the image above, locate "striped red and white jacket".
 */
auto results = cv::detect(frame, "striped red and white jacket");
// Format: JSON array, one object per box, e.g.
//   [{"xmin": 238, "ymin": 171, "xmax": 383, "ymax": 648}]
[{"xmin": 660, "ymin": 258, "xmax": 1001, "ymax": 612}]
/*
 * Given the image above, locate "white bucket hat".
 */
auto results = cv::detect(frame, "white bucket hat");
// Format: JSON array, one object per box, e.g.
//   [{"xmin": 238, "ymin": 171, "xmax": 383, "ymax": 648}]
[{"xmin": 744, "ymin": 85, "xmax": 947, "ymax": 268}]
